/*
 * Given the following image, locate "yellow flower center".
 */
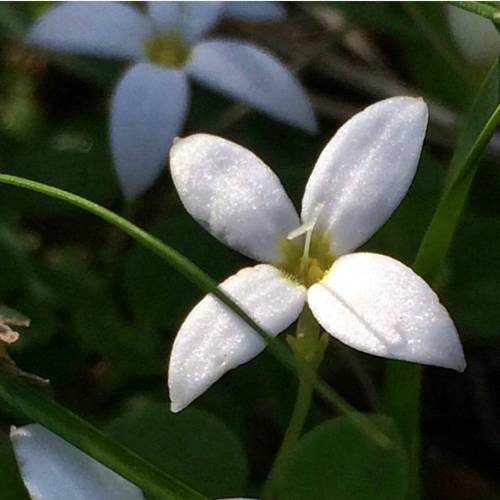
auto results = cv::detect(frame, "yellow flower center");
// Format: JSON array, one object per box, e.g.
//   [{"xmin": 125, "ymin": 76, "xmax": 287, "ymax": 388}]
[
  {"xmin": 280, "ymin": 229, "xmax": 334, "ymax": 287},
  {"xmin": 143, "ymin": 34, "xmax": 191, "ymax": 68}
]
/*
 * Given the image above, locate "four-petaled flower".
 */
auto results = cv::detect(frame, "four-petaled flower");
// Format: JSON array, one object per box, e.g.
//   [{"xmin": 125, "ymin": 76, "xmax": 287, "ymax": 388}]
[
  {"xmin": 11, "ymin": 424, "xmax": 255, "ymax": 500},
  {"xmin": 27, "ymin": 1, "xmax": 316, "ymax": 198},
  {"xmin": 167, "ymin": 96, "xmax": 466, "ymax": 413}
]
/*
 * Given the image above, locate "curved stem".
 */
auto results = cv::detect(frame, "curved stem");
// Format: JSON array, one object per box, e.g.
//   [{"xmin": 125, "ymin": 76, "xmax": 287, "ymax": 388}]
[
  {"xmin": 0, "ymin": 173, "xmax": 389, "ymax": 447},
  {"xmin": 0, "ymin": 371, "xmax": 207, "ymax": 500}
]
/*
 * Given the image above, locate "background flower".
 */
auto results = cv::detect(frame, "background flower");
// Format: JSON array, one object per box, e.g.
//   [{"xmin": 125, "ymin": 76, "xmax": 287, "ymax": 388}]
[
  {"xmin": 27, "ymin": 1, "xmax": 316, "ymax": 198},
  {"xmin": 11, "ymin": 424, "xmax": 145, "ymax": 500}
]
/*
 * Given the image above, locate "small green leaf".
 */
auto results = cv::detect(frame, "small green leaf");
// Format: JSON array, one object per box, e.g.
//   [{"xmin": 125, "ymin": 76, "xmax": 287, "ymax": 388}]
[
  {"xmin": 105, "ymin": 399, "xmax": 248, "ymax": 499},
  {"xmin": 280, "ymin": 416, "xmax": 407, "ymax": 500}
]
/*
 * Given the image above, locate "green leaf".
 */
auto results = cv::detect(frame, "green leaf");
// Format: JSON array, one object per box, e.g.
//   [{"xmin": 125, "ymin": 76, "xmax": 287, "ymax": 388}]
[
  {"xmin": 414, "ymin": 56, "xmax": 500, "ymax": 283},
  {"xmin": 280, "ymin": 416, "xmax": 407, "ymax": 500},
  {"xmin": 105, "ymin": 399, "xmax": 248, "ymax": 499}
]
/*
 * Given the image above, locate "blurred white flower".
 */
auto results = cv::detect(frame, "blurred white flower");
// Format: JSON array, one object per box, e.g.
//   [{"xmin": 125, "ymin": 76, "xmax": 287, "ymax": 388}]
[
  {"xmin": 447, "ymin": 6, "xmax": 500, "ymax": 66},
  {"xmin": 168, "ymin": 96, "xmax": 466, "ymax": 413},
  {"xmin": 27, "ymin": 1, "xmax": 315, "ymax": 199},
  {"xmin": 11, "ymin": 424, "xmax": 257, "ymax": 500}
]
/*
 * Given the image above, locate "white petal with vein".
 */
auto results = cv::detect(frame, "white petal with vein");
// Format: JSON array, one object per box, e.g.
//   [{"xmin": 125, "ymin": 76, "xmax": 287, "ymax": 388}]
[
  {"xmin": 308, "ymin": 253, "xmax": 466, "ymax": 371},
  {"xmin": 169, "ymin": 264, "xmax": 306, "ymax": 412},
  {"xmin": 302, "ymin": 97, "xmax": 428, "ymax": 257},
  {"xmin": 170, "ymin": 134, "xmax": 300, "ymax": 264},
  {"xmin": 11, "ymin": 424, "xmax": 145, "ymax": 500}
]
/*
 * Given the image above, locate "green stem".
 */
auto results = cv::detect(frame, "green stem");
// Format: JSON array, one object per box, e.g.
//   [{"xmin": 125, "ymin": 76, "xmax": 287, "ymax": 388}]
[
  {"xmin": 0, "ymin": 371, "xmax": 207, "ymax": 500},
  {"xmin": 263, "ymin": 306, "xmax": 327, "ymax": 499},
  {"xmin": 263, "ymin": 366, "xmax": 315, "ymax": 500},
  {"xmin": 0, "ymin": 174, "xmax": 389, "ymax": 447},
  {"xmin": 448, "ymin": 1, "xmax": 500, "ymax": 23}
]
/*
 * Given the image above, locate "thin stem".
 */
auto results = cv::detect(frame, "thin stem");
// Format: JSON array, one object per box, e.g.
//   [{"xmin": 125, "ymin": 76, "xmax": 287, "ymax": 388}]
[
  {"xmin": 0, "ymin": 371, "xmax": 207, "ymax": 500},
  {"xmin": 0, "ymin": 174, "xmax": 390, "ymax": 448},
  {"xmin": 263, "ymin": 366, "xmax": 315, "ymax": 500},
  {"xmin": 449, "ymin": 1, "xmax": 500, "ymax": 23},
  {"xmin": 263, "ymin": 306, "xmax": 327, "ymax": 499}
]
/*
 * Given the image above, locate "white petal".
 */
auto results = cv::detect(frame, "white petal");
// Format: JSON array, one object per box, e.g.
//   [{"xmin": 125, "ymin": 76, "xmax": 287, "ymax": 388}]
[
  {"xmin": 169, "ymin": 264, "xmax": 306, "ymax": 412},
  {"xmin": 447, "ymin": 6, "xmax": 500, "ymax": 65},
  {"xmin": 308, "ymin": 253, "xmax": 466, "ymax": 371},
  {"xmin": 170, "ymin": 134, "xmax": 300, "ymax": 264},
  {"xmin": 186, "ymin": 39, "xmax": 317, "ymax": 133},
  {"xmin": 27, "ymin": 2, "xmax": 152, "ymax": 60},
  {"xmin": 302, "ymin": 97, "xmax": 428, "ymax": 257},
  {"xmin": 10, "ymin": 424, "xmax": 145, "ymax": 500},
  {"xmin": 148, "ymin": 1, "xmax": 223, "ymax": 42},
  {"xmin": 111, "ymin": 63, "xmax": 189, "ymax": 199},
  {"xmin": 223, "ymin": 1, "xmax": 286, "ymax": 22}
]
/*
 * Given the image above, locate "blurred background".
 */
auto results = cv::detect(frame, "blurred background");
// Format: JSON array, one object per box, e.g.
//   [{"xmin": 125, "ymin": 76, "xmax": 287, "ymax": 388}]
[{"xmin": 0, "ymin": 2, "xmax": 499, "ymax": 499}]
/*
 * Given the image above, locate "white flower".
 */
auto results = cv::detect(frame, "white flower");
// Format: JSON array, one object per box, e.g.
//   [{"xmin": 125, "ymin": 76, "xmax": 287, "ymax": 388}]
[
  {"xmin": 168, "ymin": 96, "xmax": 466, "ymax": 413},
  {"xmin": 11, "ymin": 424, "xmax": 255, "ymax": 500},
  {"xmin": 27, "ymin": 1, "xmax": 315, "ymax": 199}
]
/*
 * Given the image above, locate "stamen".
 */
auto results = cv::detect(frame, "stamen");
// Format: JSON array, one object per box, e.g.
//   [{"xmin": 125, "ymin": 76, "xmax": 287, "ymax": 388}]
[{"xmin": 286, "ymin": 203, "xmax": 324, "ymax": 274}]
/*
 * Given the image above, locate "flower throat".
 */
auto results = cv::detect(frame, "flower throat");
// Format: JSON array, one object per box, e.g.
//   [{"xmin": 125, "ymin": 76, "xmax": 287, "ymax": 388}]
[{"xmin": 280, "ymin": 210, "xmax": 334, "ymax": 287}]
